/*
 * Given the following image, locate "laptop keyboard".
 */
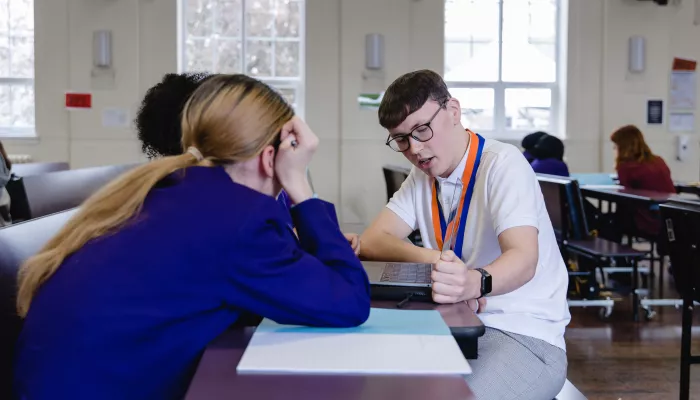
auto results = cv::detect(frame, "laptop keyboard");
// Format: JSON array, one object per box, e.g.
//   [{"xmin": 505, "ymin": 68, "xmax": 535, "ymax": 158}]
[{"xmin": 380, "ymin": 263, "xmax": 432, "ymax": 284}]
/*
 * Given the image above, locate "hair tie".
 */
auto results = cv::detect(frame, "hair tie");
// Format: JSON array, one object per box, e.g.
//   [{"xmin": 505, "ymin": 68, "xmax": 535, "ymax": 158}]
[{"xmin": 187, "ymin": 146, "xmax": 204, "ymax": 161}]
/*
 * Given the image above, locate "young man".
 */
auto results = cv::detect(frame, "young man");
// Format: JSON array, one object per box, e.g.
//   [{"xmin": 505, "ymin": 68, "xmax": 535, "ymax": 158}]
[{"xmin": 361, "ymin": 70, "xmax": 570, "ymax": 400}]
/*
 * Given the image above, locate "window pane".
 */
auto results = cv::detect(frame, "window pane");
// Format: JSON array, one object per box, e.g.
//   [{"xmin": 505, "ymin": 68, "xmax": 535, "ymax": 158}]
[
  {"xmin": 445, "ymin": 42, "xmax": 496, "ymax": 82},
  {"xmin": 245, "ymin": 40, "xmax": 272, "ymax": 77},
  {"xmin": 186, "ymin": 0, "xmax": 214, "ymax": 37},
  {"xmin": 450, "ymin": 88, "xmax": 494, "ymax": 131},
  {"xmin": 444, "ymin": 0, "xmax": 499, "ymax": 82},
  {"xmin": 505, "ymin": 88, "xmax": 551, "ymax": 130},
  {"xmin": 502, "ymin": 0, "xmax": 556, "ymax": 82},
  {"xmin": 185, "ymin": 38, "xmax": 214, "ymax": 72},
  {"xmin": 0, "ymin": 0, "xmax": 8, "ymax": 32},
  {"xmin": 275, "ymin": 41, "xmax": 299, "ymax": 77},
  {"xmin": 215, "ymin": 39, "xmax": 242, "ymax": 73},
  {"xmin": 276, "ymin": 87, "xmax": 296, "ymax": 108},
  {"xmin": 10, "ymin": 35, "xmax": 34, "ymax": 78},
  {"xmin": 0, "ymin": 85, "xmax": 10, "ymax": 127},
  {"xmin": 275, "ymin": 0, "xmax": 300, "ymax": 38},
  {"xmin": 215, "ymin": 0, "xmax": 243, "ymax": 37},
  {"xmin": 246, "ymin": 0, "xmax": 274, "ymax": 37},
  {"xmin": 11, "ymin": 84, "xmax": 34, "ymax": 127},
  {"xmin": 8, "ymin": 0, "xmax": 33, "ymax": 33},
  {"xmin": 0, "ymin": 34, "xmax": 9, "ymax": 77}
]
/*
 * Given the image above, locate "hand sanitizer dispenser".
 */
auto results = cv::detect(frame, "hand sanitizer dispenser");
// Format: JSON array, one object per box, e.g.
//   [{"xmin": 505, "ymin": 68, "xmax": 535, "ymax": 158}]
[{"xmin": 676, "ymin": 134, "xmax": 690, "ymax": 162}]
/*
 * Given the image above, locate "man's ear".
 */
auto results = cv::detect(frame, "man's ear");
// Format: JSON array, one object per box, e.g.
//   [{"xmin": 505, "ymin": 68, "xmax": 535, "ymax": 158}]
[
  {"xmin": 446, "ymin": 97, "xmax": 462, "ymax": 125},
  {"xmin": 260, "ymin": 145, "xmax": 276, "ymax": 178}
]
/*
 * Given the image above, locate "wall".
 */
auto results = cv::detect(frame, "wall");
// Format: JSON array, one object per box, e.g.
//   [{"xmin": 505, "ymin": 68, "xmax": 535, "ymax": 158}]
[{"xmin": 4, "ymin": 0, "xmax": 700, "ymax": 226}]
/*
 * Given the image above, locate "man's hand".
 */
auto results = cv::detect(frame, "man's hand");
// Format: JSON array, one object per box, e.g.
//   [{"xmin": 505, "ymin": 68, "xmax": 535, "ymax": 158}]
[
  {"xmin": 467, "ymin": 298, "xmax": 487, "ymax": 313},
  {"xmin": 431, "ymin": 250, "xmax": 482, "ymax": 304},
  {"xmin": 344, "ymin": 233, "xmax": 360, "ymax": 256}
]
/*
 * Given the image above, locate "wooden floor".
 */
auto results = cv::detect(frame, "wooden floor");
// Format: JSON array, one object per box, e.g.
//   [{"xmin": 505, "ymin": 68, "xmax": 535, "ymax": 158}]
[{"xmin": 566, "ymin": 281, "xmax": 700, "ymax": 399}]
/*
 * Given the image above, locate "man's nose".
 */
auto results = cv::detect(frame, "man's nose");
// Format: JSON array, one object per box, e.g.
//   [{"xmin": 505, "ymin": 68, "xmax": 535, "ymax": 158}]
[{"xmin": 408, "ymin": 137, "xmax": 424, "ymax": 155}]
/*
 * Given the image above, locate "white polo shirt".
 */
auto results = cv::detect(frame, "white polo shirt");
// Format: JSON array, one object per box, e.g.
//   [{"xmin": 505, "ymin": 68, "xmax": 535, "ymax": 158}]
[{"xmin": 386, "ymin": 138, "xmax": 570, "ymax": 350}]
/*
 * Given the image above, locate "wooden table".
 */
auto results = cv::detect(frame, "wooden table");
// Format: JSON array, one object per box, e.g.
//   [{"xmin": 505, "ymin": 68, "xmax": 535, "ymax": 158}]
[{"xmin": 184, "ymin": 300, "xmax": 482, "ymax": 400}]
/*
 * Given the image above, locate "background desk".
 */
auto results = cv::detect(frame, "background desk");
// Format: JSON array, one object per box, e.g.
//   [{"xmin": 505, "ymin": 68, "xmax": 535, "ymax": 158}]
[{"xmin": 184, "ymin": 301, "xmax": 482, "ymax": 400}]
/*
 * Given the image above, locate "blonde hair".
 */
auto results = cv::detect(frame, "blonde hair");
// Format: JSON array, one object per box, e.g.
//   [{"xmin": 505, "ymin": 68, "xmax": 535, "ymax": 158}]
[{"xmin": 16, "ymin": 74, "xmax": 294, "ymax": 317}]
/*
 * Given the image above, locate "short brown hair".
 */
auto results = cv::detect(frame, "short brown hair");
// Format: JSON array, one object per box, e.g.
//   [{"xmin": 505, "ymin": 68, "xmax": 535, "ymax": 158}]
[
  {"xmin": 610, "ymin": 125, "xmax": 656, "ymax": 168},
  {"xmin": 378, "ymin": 70, "xmax": 451, "ymax": 129}
]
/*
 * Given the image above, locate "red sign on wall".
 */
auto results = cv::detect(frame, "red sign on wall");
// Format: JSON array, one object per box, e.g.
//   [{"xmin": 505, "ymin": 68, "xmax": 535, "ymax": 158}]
[{"xmin": 65, "ymin": 93, "xmax": 92, "ymax": 109}]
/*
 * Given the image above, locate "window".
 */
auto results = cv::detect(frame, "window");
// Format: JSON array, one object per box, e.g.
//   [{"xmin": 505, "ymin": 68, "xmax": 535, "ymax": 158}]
[
  {"xmin": 444, "ymin": 0, "xmax": 561, "ymax": 139},
  {"xmin": 180, "ymin": 0, "xmax": 304, "ymax": 116},
  {"xmin": 0, "ymin": 0, "xmax": 35, "ymax": 137}
]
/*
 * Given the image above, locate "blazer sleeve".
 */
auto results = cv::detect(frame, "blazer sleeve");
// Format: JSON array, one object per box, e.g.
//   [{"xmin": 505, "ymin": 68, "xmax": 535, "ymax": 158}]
[{"xmin": 223, "ymin": 199, "xmax": 371, "ymax": 328}]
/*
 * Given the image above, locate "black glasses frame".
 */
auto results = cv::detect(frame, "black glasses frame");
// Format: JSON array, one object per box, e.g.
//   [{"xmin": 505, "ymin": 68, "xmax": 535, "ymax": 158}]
[{"xmin": 385, "ymin": 100, "xmax": 448, "ymax": 152}]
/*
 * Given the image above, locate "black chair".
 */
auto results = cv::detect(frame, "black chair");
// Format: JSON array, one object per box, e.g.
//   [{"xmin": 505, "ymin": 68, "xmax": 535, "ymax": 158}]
[
  {"xmin": 538, "ymin": 174, "xmax": 648, "ymax": 320},
  {"xmin": 7, "ymin": 163, "xmax": 139, "ymax": 223},
  {"xmin": 11, "ymin": 162, "xmax": 70, "ymax": 177},
  {"xmin": 381, "ymin": 165, "xmax": 423, "ymax": 246},
  {"xmin": 0, "ymin": 209, "xmax": 78, "ymax": 399},
  {"xmin": 659, "ymin": 201, "xmax": 700, "ymax": 400}
]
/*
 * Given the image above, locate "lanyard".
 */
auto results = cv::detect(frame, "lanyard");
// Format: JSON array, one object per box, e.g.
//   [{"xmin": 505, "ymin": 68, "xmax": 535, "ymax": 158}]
[{"xmin": 431, "ymin": 130, "xmax": 485, "ymax": 258}]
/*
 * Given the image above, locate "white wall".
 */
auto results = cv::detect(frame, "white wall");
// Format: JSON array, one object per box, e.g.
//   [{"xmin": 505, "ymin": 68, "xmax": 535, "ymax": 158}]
[{"xmin": 4, "ymin": 0, "xmax": 700, "ymax": 225}]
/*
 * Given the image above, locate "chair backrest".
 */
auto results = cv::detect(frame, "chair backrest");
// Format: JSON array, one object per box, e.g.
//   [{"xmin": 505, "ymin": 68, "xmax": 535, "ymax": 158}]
[
  {"xmin": 565, "ymin": 179, "xmax": 592, "ymax": 240},
  {"xmin": 659, "ymin": 201, "xmax": 700, "ymax": 303},
  {"xmin": 382, "ymin": 165, "xmax": 411, "ymax": 202},
  {"xmin": 19, "ymin": 163, "xmax": 139, "ymax": 221},
  {"xmin": 11, "ymin": 162, "xmax": 70, "ymax": 177},
  {"xmin": 537, "ymin": 174, "xmax": 573, "ymax": 241},
  {"xmin": 0, "ymin": 208, "xmax": 78, "ymax": 398}
]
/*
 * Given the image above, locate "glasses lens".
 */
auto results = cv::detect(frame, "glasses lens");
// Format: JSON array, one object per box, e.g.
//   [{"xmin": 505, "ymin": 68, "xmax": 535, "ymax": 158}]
[
  {"xmin": 412, "ymin": 125, "xmax": 433, "ymax": 142},
  {"xmin": 388, "ymin": 136, "xmax": 410, "ymax": 152}
]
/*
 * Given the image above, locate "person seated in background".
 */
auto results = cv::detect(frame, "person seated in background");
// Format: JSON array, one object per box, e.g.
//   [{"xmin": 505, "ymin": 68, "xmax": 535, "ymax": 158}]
[
  {"xmin": 13, "ymin": 75, "xmax": 371, "ymax": 400},
  {"xmin": 135, "ymin": 72, "xmax": 361, "ymax": 254},
  {"xmin": 610, "ymin": 124, "xmax": 675, "ymax": 238},
  {"xmin": 520, "ymin": 131, "xmax": 548, "ymax": 163},
  {"xmin": 530, "ymin": 134, "xmax": 570, "ymax": 177},
  {"xmin": 0, "ymin": 140, "xmax": 12, "ymax": 226}
]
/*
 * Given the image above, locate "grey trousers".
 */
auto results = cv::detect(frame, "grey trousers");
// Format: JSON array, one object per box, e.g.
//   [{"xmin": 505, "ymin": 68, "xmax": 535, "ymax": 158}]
[{"xmin": 465, "ymin": 327, "xmax": 568, "ymax": 400}]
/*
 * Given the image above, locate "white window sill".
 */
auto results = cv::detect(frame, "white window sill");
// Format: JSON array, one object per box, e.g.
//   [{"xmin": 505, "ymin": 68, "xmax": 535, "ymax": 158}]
[{"xmin": 0, "ymin": 127, "xmax": 38, "ymax": 140}]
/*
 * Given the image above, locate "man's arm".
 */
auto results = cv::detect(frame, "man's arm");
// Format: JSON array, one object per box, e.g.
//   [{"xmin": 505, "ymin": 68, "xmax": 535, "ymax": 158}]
[
  {"xmin": 432, "ymin": 226, "xmax": 538, "ymax": 303},
  {"xmin": 360, "ymin": 208, "xmax": 439, "ymax": 263}
]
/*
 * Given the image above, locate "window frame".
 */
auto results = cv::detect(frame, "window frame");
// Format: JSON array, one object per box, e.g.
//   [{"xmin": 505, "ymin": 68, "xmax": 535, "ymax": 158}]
[
  {"xmin": 444, "ymin": 0, "xmax": 562, "ymax": 140},
  {"xmin": 0, "ymin": 0, "xmax": 36, "ymax": 138},
  {"xmin": 178, "ymin": 0, "xmax": 305, "ymax": 118}
]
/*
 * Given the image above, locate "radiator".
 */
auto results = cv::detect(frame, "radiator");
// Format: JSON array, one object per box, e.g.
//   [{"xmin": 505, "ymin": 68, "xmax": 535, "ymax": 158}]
[{"xmin": 7, "ymin": 154, "xmax": 33, "ymax": 164}]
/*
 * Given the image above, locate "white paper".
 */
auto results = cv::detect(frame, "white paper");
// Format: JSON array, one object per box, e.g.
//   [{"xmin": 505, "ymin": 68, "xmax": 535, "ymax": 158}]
[
  {"xmin": 670, "ymin": 72, "xmax": 697, "ymax": 110},
  {"xmin": 237, "ymin": 331, "xmax": 471, "ymax": 375},
  {"xmin": 669, "ymin": 112, "xmax": 695, "ymax": 132}
]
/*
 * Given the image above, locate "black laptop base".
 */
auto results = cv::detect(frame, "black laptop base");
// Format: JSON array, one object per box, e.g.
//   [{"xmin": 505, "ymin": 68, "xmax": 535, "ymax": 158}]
[{"xmin": 370, "ymin": 284, "xmax": 433, "ymax": 302}]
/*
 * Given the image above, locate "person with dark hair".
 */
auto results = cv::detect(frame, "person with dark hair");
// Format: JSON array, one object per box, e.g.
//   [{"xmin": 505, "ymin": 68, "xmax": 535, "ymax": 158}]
[
  {"xmin": 134, "ymin": 73, "xmax": 361, "ymax": 254},
  {"xmin": 530, "ymin": 134, "xmax": 570, "ymax": 177},
  {"xmin": 360, "ymin": 70, "xmax": 569, "ymax": 399},
  {"xmin": 521, "ymin": 131, "xmax": 548, "ymax": 163}
]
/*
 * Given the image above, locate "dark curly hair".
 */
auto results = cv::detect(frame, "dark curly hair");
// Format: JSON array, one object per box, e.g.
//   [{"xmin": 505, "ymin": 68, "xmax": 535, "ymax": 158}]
[{"xmin": 135, "ymin": 72, "xmax": 214, "ymax": 159}]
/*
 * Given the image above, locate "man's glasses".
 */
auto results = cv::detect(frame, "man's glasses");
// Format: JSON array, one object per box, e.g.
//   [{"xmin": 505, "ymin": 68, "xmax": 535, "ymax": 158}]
[{"xmin": 385, "ymin": 101, "xmax": 447, "ymax": 152}]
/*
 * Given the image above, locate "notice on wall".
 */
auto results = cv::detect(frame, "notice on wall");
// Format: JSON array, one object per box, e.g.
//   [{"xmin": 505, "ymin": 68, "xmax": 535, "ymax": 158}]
[
  {"xmin": 669, "ymin": 112, "xmax": 695, "ymax": 133},
  {"xmin": 670, "ymin": 58, "xmax": 697, "ymax": 111},
  {"xmin": 647, "ymin": 100, "xmax": 663, "ymax": 124}
]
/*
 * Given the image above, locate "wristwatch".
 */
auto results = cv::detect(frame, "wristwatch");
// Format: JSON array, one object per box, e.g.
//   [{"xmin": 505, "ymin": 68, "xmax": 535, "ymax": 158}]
[{"xmin": 474, "ymin": 268, "xmax": 492, "ymax": 298}]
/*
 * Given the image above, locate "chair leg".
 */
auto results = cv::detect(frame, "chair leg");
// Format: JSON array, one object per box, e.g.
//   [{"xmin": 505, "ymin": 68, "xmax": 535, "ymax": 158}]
[
  {"xmin": 679, "ymin": 293, "xmax": 694, "ymax": 400},
  {"xmin": 632, "ymin": 258, "xmax": 639, "ymax": 322}
]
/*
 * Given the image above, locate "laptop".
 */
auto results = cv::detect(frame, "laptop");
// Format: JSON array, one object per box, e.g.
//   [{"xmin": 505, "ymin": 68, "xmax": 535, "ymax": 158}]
[{"xmin": 365, "ymin": 179, "xmax": 463, "ymax": 302}]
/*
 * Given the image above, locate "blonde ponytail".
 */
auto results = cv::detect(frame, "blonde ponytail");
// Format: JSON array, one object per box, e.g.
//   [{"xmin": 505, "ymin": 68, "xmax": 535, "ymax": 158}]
[{"xmin": 16, "ymin": 153, "xmax": 199, "ymax": 317}]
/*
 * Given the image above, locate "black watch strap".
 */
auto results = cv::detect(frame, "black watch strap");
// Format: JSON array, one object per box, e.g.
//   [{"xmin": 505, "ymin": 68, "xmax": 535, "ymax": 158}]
[{"xmin": 475, "ymin": 268, "xmax": 492, "ymax": 298}]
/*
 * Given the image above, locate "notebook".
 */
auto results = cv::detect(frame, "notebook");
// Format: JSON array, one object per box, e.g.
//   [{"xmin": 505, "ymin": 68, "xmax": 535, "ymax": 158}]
[{"xmin": 236, "ymin": 308, "xmax": 472, "ymax": 376}]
